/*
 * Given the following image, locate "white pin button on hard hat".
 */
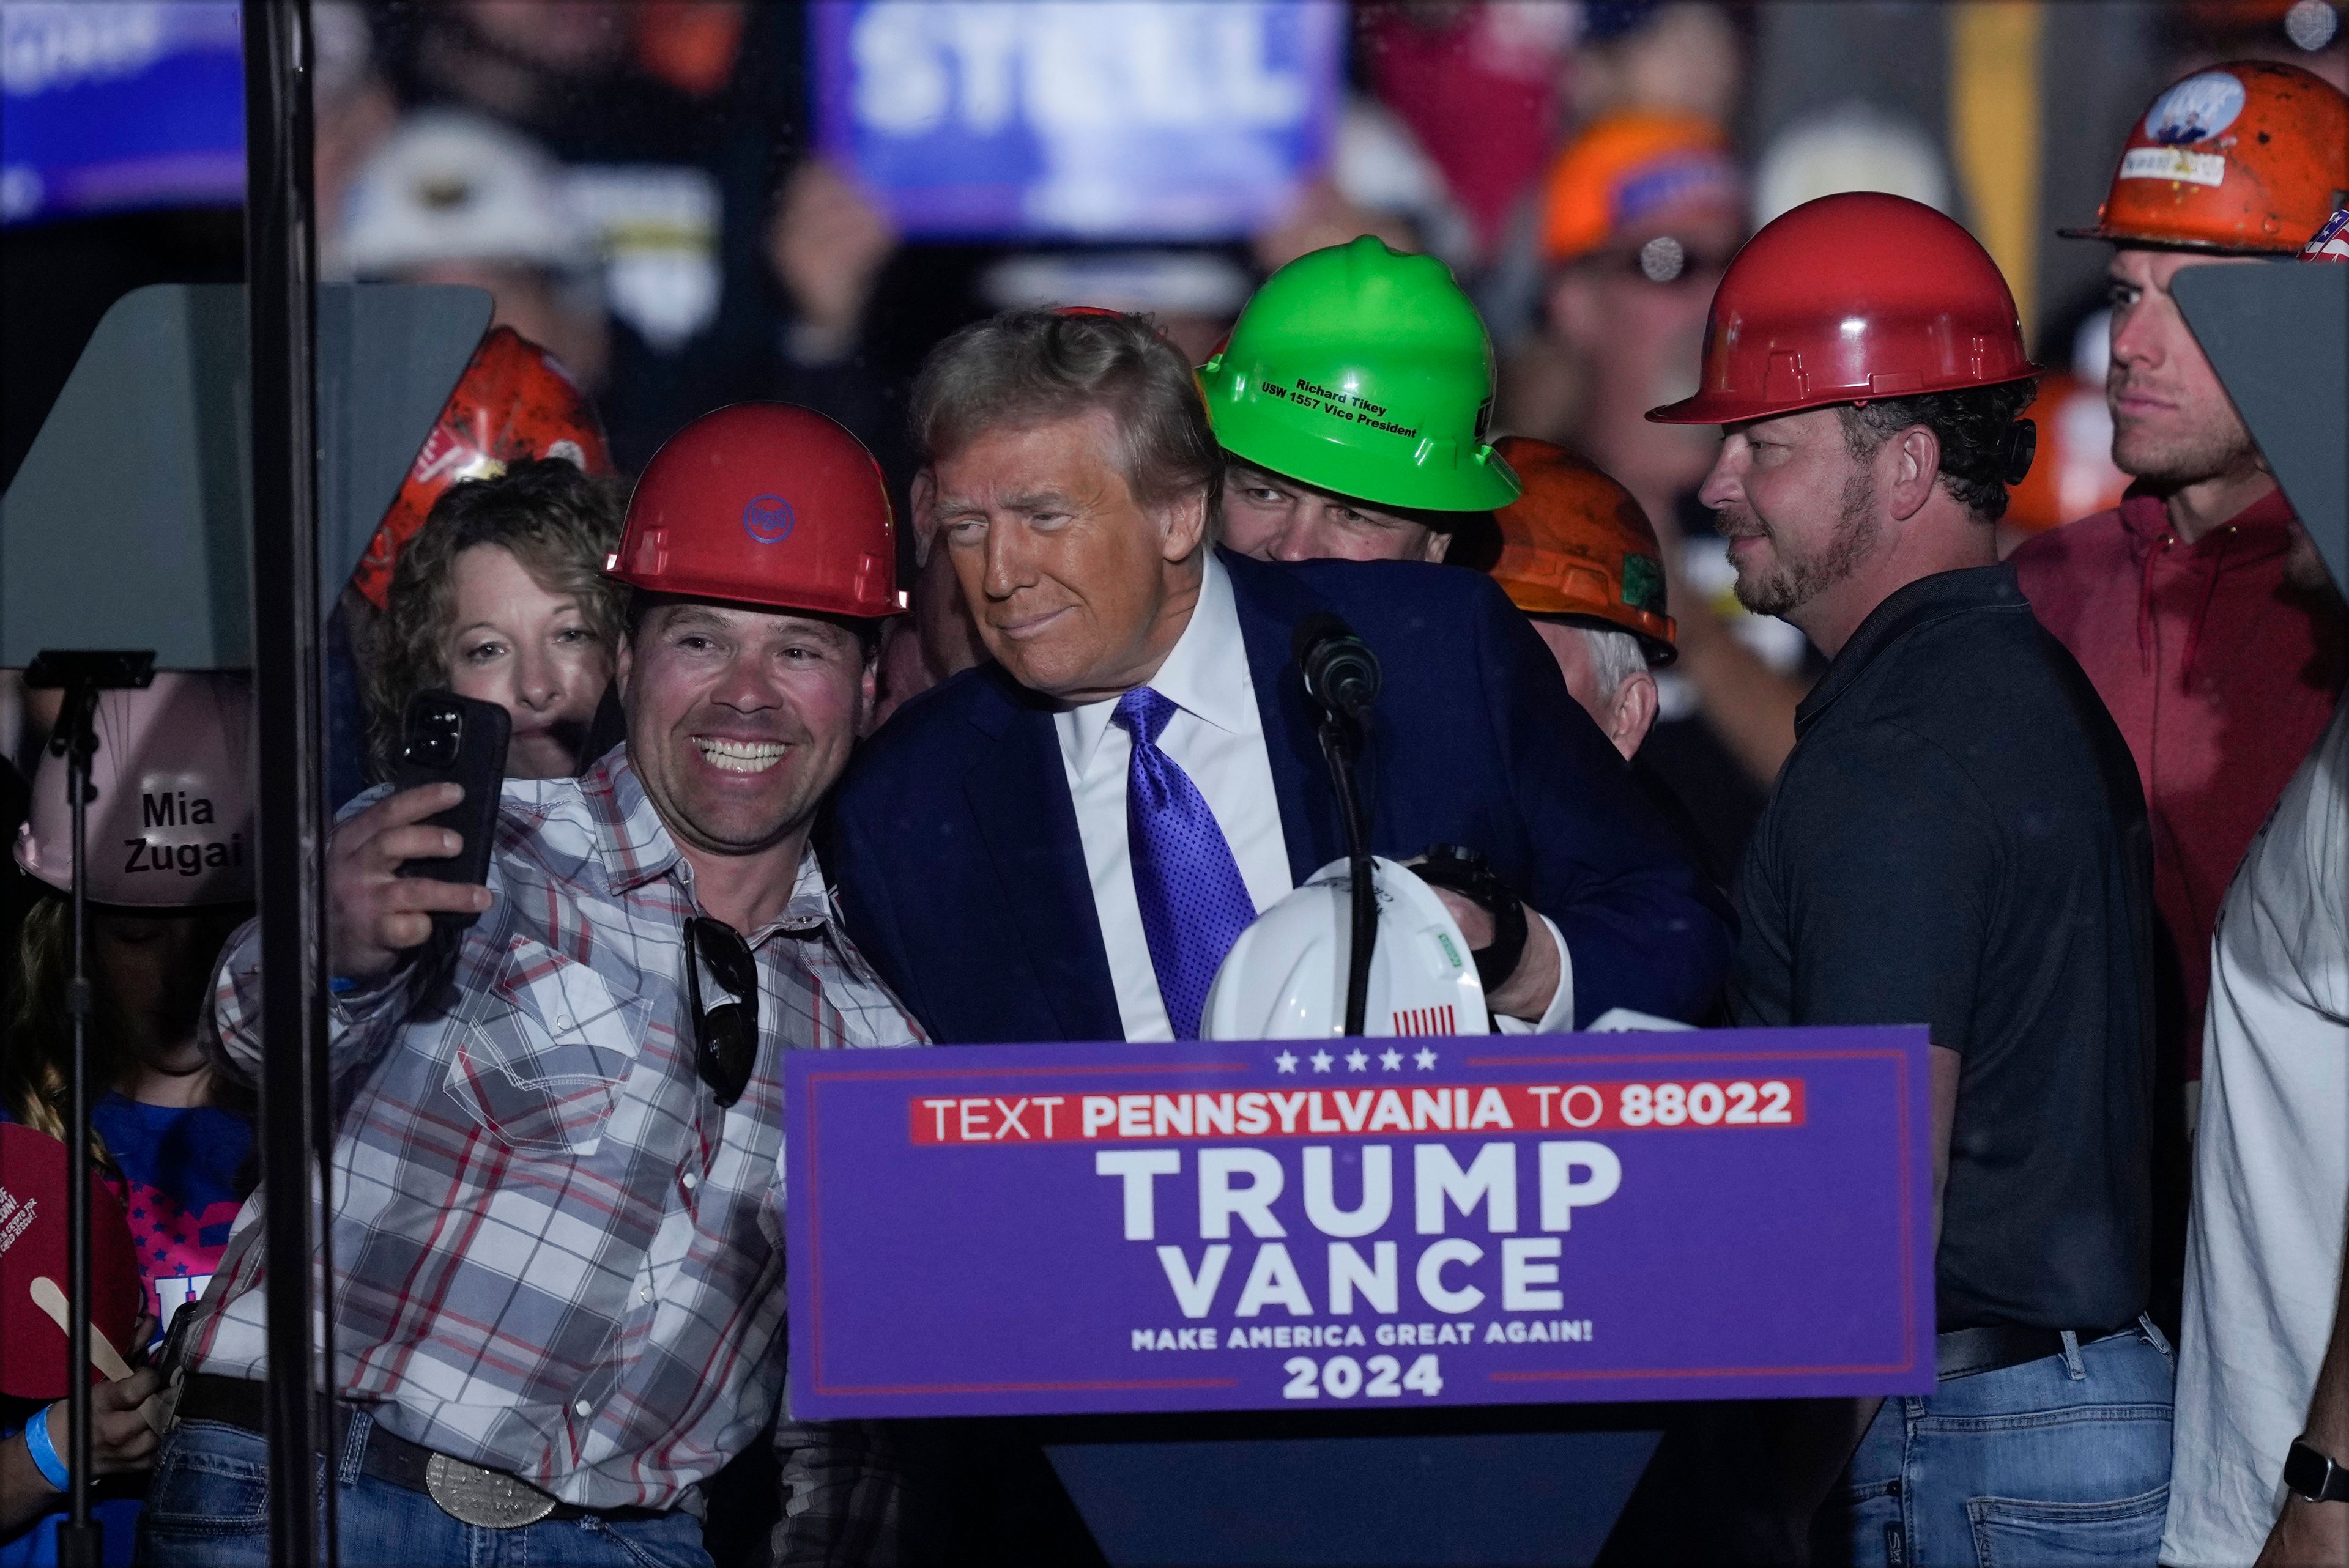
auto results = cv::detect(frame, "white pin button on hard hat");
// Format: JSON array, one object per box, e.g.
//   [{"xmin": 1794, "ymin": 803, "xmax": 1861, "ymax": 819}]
[{"xmin": 1201, "ymin": 857, "xmax": 1491, "ymax": 1040}]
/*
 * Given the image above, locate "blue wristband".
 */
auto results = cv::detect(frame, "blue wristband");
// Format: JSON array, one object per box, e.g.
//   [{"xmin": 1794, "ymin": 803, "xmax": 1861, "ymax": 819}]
[{"xmin": 23, "ymin": 1402, "xmax": 69, "ymax": 1492}]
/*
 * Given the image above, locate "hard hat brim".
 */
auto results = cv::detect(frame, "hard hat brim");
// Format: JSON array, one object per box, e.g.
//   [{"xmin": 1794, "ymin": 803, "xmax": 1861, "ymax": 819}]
[
  {"xmin": 1521, "ymin": 608, "xmax": 1679, "ymax": 666},
  {"xmin": 603, "ymin": 566, "xmax": 905, "ymax": 623},
  {"xmin": 1646, "ymin": 363, "xmax": 2043, "ymax": 426},
  {"xmin": 1215, "ymin": 429, "xmax": 1524, "ymax": 514},
  {"xmin": 2055, "ymin": 223, "xmax": 2311, "ymax": 256}
]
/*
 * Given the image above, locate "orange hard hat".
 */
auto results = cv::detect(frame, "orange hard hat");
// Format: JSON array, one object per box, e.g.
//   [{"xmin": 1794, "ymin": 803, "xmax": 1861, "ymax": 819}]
[
  {"xmin": 607, "ymin": 403, "xmax": 903, "ymax": 619},
  {"xmin": 1488, "ymin": 437, "xmax": 1675, "ymax": 664},
  {"xmin": 2061, "ymin": 61, "xmax": 2349, "ymax": 255},
  {"xmin": 2000, "ymin": 373, "xmax": 2131, "ymax": 533},
  {"xmin": 1648, "ymin": 193, "xmax": 2038, "ymax": 426},
  {"xmin": 350, "ymin": 327, "xmax": 614, "ymax": 608}
]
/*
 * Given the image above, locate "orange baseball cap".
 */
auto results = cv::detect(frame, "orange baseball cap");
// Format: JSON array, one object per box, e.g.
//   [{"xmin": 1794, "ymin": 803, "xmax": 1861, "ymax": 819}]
[{"xmin": 1540, "ymin": 112, "xmax": 1742, "ymax": 264}]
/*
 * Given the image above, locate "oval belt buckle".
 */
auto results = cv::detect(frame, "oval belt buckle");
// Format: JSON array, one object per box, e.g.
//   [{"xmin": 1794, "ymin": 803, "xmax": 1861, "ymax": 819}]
[{"xmin": 425, "ymin": 1452, "xmax": 560, "ymax": 1529}]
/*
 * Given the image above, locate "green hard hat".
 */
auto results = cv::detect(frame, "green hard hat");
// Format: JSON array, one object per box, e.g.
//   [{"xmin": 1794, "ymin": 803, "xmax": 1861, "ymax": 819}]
[{"xmin": 1200, "ymin": 236, "xmax": 1521, "ymax": 514}]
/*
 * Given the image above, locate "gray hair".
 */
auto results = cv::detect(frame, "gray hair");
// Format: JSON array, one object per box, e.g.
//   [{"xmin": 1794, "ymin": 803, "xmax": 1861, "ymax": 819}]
[
  {"xmin": 1577, "ymin": 626, "xmax": 1650, "ymax": 703},
  {"xmin": 910, "ymin": 309, "xmax": 1223, "ymax": 523}
]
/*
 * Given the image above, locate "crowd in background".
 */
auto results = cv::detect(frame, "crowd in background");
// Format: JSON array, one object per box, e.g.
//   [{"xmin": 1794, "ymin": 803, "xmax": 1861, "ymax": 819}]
[{"xmin": 121, "ymin": 0, "xmax": 2349, "ymax": 865}]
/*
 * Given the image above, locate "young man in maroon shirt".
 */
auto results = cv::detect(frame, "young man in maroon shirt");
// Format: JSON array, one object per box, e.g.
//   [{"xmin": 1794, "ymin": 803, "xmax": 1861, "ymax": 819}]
[{"xmin": 2010, "ymin": 62, "xmax": 2349, "ymax": 1136}]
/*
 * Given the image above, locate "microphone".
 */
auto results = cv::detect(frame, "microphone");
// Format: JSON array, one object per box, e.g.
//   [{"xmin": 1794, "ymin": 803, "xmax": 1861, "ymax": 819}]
[{"xmin": 1294, "ymin": 613, "xmax": 1381, "ymax": 722}]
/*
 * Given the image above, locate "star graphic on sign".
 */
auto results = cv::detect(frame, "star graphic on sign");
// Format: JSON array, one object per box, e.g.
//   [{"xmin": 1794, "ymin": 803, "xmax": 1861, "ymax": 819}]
[
  {"xmin": 1380, "ymin": 1049, "xmax": 1403, "ymax": 1070},
  {"xmin": 1345, "ymin": 1049, "xmax": 1369, "ymax": 1071},
  {"xmin": 1414, "ymin": 1048, "xmax": 1439, "ymax": 1070},
  {"xmin": 1310, "ymin": 1050, "xmax": 1334, "ymax": 1073},
  {"xmin": 1274, "ymin": 1051, "xmax": 1298, "ymax": 1074}
]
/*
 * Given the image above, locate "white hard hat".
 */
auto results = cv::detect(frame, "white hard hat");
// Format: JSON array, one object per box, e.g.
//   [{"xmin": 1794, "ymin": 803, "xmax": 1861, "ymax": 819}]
[
  {"xmin": 340, "ymin": 108, "xmax": 590, "ymax": 277},
  {"xmin": 1201, "ymin": 857, "xmax": 1490, "ymax": 1040}
]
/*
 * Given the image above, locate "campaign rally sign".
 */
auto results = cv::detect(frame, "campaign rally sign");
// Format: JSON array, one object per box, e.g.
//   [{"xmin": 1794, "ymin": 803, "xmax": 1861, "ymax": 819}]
[
  {"xmin": 2, "ymin": 4, "xmax": 245, "ymax": 226},
  {"xmin": 809, "ymin": 0, "xmax": 1343, "ymax": 239},
  {"xmin": 787, "ymin": 1027, "xmax": 1936, "ymax": 1419}
]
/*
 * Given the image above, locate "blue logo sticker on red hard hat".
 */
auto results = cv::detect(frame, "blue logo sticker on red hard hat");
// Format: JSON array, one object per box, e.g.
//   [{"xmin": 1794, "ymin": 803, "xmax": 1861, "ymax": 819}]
[
  {"xmin": 742, "ymin": 495, "xmax": 795, "ymax": 543},
  {"xmin": 2145, "ymin": 72, "xmax": 2246, "ymax": 146}
]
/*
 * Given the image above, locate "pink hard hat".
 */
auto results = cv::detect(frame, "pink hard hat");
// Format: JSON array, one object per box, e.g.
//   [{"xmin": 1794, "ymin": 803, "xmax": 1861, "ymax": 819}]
[{"xmin": 13, "ymin": 672, "xmax": 256, "ymax": 908}]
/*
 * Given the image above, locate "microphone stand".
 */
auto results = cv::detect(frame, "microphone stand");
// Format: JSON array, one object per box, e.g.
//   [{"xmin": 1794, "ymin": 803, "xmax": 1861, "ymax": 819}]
[
  {"xmin": 1315, "ymin": 709, "xmax": 1376, "ymax": 1038},
  {"xmin": 24, "ymin": 649, "xmax": 154, "ymax": 1568}
]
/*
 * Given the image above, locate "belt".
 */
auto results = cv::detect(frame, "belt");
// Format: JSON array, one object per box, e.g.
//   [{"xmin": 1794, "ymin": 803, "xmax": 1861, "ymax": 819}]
[
  {"xmin": 176, "ymin": 1374, "xmax": 670, "ymax": 1529},
  {"xmin": 1935, "ymin": 1318, "xmax": 2145, "ymax": 1381}
]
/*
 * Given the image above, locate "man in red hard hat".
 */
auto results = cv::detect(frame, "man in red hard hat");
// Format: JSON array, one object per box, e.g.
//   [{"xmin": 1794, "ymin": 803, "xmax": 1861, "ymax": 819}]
[
  {"xmin": 1647, "ymin": 191, "xmax": 2169, "ymax": 1566},
  {"xmin": 150, "ymin": 405, "xmax": 921, "ymax": 1567},
  {"xmin": 2009, "ymin": 61, "xmax": 2349, "ymax": 1137}
]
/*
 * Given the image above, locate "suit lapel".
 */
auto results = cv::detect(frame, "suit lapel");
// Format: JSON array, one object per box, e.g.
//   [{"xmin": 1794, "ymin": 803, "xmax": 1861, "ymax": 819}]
[
  {"xmin": 1226, "ymin": 550, "xmax": 1345, "ymax": 883},
  {"xmin": 960, "ymin": 671, "xmax": 1124, "ymax": 1043}
]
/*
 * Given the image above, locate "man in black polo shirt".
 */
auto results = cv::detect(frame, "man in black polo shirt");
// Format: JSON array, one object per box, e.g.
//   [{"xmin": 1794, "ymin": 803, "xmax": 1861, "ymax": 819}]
[{"xmin": 1647, "ymin": 193, "xmax": 2166, "ymax": 1567}]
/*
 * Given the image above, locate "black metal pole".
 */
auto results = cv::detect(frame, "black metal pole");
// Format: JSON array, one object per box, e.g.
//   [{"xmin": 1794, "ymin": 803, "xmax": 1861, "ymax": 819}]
[
  {"xmin": 1318, "ymin": 716, "xmax": 1377, "ymax": 1037},
  {"xmin": 242, "ymin": 3, "xmax": 327, "ymax": 1565},
  {"xmin": 59, "ymin": 715, "xmax": 94, "ymax": 1568}
]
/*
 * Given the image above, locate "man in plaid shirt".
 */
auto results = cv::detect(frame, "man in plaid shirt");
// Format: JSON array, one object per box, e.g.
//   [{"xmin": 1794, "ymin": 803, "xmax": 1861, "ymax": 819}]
[{"xmin": 139, "ymin": 407, "xmax": 922, "ymax": 1568}]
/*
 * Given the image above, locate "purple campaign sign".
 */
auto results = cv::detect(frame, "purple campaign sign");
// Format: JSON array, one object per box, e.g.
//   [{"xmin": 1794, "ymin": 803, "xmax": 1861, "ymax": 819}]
[{"xmin": 787, "ymin": 1027, "xmax": 1936, "ymax": 1419}]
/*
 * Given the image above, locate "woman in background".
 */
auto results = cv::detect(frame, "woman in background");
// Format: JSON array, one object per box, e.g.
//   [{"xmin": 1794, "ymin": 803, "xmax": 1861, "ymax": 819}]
[{"xmin": 366, "ymin": 457, "xmax": 626, "ymax": 781}]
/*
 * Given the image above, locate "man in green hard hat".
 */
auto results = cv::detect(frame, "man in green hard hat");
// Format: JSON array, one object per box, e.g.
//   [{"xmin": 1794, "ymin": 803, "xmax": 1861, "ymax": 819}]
[{"xmin": 1200, "ymin": 235, "xmax": 1521, "ymax": 564}]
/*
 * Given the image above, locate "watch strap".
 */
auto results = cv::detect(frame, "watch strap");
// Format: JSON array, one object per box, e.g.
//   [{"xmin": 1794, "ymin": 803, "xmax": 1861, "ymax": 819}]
[
  {"xmin": 1410, "ymin": 845, "xmax": 1529, "ymax": 993},
  {"xmin": 2285, "ymin": 1438, "xmax": 2349, "ymax": 1504}
]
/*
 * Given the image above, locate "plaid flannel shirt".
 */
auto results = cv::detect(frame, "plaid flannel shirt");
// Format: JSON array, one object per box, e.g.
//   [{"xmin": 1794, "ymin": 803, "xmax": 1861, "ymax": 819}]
[{"xmin": 188, "ymin": 749, "xmax": 923, "ymax": 1514}]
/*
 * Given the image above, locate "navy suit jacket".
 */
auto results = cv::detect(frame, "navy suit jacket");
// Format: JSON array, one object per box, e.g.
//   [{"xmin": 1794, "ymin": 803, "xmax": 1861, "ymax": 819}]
[{"xmin": 827, "ymin": 549, "xmax": 1732, "ymax": 1044}]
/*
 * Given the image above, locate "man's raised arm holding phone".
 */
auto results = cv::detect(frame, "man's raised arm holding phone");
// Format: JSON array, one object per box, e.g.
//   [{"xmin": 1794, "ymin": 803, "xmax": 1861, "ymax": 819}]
[{"xmin": 147, "ymin": 405, "xmax": 926, "ymax": 1568}]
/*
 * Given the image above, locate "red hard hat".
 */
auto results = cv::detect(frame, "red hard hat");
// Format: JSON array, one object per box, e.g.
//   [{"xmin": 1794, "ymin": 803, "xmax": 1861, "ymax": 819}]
[
  {"xmin": 1647, "ymin": 193, "xmax": 2038, "ymax": 426},
  {"xmin": 349, "ymin": 326, "xmax": 613, "ymax": 608},
  {"xmin": 607, "ymin": 403, "xmax": 903, "ymax": 618}
]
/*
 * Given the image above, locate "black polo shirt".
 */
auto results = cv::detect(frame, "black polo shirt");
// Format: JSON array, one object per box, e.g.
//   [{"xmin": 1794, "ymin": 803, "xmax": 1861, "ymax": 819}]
[{"xmin": 1732, "ymin": 564, "xmax": 2154, "ymax": 1333}]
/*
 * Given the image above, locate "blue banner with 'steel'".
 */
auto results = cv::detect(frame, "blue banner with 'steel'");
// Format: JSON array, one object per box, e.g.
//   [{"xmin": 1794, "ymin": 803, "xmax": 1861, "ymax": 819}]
[
  {"xmin": 2, "ymin": 3, "xmax": 245, "ymax": 226},
  {"xmin": 809, "ymin": 0, "xmax": 1343, "ymax": 240}
]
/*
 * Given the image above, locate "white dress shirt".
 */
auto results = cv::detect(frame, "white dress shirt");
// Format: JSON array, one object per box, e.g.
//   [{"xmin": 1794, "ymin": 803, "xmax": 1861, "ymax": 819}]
[
  {"xmin": 1055, "ymin": 552, "xmax": 1572, "ymax": 1041},
  {"xmin": 2162, "ymin": 700, "xmax": 2349, "ymax": 1566}
]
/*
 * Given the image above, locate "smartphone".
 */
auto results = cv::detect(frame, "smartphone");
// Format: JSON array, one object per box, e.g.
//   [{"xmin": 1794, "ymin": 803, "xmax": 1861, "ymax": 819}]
[{"xmin": 392, "ymin": 689, "xmax": 508, "ymax": 930}]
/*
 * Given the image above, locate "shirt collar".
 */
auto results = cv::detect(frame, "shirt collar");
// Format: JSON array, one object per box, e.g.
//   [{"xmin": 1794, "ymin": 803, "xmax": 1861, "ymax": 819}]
[
  {"xmin": 1795, "ymin": 563, "xmax": 2024, "ymax": 738},
  {"xmin": 581, "ymin": 748, "xmax": 684, "ymax": 893},
  {"xmin": 2116, "ymin": 482, "xmax": 2298, "ymax": 548},
  {"xmin": 1063, "ymin": 550, "xmax": 1257, "ymax": 766},
  {"xmin": 775, "ymin": 845, "xmax": 837, "ymax": 937}
]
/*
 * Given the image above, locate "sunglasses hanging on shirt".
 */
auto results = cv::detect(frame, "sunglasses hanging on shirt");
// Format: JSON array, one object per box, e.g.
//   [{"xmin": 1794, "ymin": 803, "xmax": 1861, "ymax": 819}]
[{"xmin": 684, "ymin": 916, "xmax": 760, "ymax": 1108}]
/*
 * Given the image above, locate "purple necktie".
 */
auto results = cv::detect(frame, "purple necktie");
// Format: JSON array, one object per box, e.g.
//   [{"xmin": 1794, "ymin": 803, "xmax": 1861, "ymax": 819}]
[{"xmin": 1115, "ymin": 687, "xmax": 1257, "ymax": 1040}]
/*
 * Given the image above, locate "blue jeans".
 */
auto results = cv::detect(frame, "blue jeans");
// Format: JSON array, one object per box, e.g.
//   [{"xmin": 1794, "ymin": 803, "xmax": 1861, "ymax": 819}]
[
  {"xmin": 1816, "ymin": 1318, "xmax": 2175, "ymax": 1567},
  {"xmin": 133, "ymin": 1414, "xmax": 713, "ymax": 1568}
]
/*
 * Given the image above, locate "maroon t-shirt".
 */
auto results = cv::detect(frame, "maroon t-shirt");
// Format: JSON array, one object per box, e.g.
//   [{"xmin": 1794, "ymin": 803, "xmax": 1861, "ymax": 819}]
[{"xmin": 2011, "ymin": 487, "xmax": 2347, "ymax": 1078}]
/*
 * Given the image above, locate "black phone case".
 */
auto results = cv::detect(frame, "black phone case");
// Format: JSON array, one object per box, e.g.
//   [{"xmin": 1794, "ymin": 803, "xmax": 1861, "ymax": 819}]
[{"xmin": 391, "ymin": 689, "xmax": 510, "ymax": 930}]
